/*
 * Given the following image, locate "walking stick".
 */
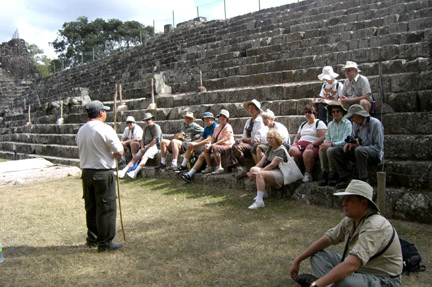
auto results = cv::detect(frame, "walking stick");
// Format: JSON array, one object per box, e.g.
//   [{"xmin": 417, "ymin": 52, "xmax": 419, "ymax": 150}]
[{"xmin": 114, "ymin": 81, "xmax": 126, "ymax": 241}]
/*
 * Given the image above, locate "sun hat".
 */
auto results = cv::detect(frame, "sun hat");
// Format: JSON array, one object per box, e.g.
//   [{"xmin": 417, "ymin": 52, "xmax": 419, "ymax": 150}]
[
  {"xmin": 126, "ymin": 116, "xmax": 136, "ymax": 123},
  {"xmin": 334, "ymin": 179, "xmax": 379, "ymax": 211},
  {"xmin": 143, "ymin": 113, "xmax": 154, "ymax": 121},
  {"xmin": 327, "ymin": 101, "xmax": 347, "ymax": 114},
  {"xmin": 85, "ymin": 100, "xmax": 110, "ymax": 114},
  {"xmin": 243, "ymin": 99, "xmax": 262, "ymax": 111},
  {"xmin": 318, "ymin": 66, "xmax": 339, "ymax": 81},
  {"xmin": 217, "ymin": 109, "xmax": 230, "ymax": 119},
  {"xmin": 202, "ymin": 112, "xmax": 215, "ymax": 119},
  {"xmin": 261, "ymin": 109, "xmax": 275, "ymax": 119},
  {"xmin": 342, "ymin": 61, "xmax": 361, "ymax": 72},
  {"xmin": 344, "ymin": 104, "xmax": 370, "ymax": 119},
  {"xmin": 183, "ymin": 111, "xmax": 196, "ymax": 120}
]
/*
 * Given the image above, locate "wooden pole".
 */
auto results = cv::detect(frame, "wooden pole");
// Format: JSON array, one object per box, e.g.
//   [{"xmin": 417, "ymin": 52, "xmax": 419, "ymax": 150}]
[{"xmin": 376, "ymin": 172, "xmax": 386, "ymax": 214}]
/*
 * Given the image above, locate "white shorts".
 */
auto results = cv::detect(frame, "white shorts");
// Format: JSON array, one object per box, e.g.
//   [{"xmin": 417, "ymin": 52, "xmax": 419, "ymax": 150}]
[{"xmin": 135, "ymin": 144, "xmax": 159, "ymax": 159}]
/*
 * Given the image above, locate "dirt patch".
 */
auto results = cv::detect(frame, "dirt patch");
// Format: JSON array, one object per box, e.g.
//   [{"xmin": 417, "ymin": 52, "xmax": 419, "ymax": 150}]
[{"xmin": 0, "ymin": 158, "xmax": 81, "ymax": 187}]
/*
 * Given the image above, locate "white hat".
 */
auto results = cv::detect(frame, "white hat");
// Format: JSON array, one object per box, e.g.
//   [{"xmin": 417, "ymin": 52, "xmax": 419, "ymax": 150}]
[
  {"xmin": 334, "ymin": 179, "xmax": 379, "ymax": 211},
  {"xmin": 342, "ymin": 61, "xmax": 361, "ymax": 72},
  {"xmin": 126, "ymin": 116, "xmax": 136, "ymax": 123},
  {"xmin": 318, "ymin": 66, "xmax": 339, "ymax": 81},
  {"xmin": 217, "ymin": 109, "xmax": 230, "ymax": 119},
  {"xmin": 243, "ymin": 99, "xmax": 262, "ymax": 111}
]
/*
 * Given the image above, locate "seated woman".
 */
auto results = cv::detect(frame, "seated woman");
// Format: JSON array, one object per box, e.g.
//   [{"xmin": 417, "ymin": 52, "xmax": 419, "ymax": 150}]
[
  {"xmin": 318, "ymin": 101, "xmax": 352, "ymax": 186},
  {"xmin": 180, "ymin": 109, "xmax": 234, "ymax": 182},
  {"xmin": 247, "ymin": 129, "xmax": 288, "ymax": 210},
  {"xmin": 117, "ymin": 112, "xmax": 162, "ymax": 179},
  {"xmin": 253, "ymin": 109, "xmax": 290, "ymax": 163},
  {"xmin": 289, "ymin": 104, "xmax": 327, "ymax": 183}
]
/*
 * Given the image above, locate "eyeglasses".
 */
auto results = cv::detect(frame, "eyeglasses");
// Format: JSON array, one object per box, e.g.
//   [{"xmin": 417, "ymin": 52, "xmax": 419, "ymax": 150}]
[
  {"xmin": 304, "ymin": 110, "xmax": 313, "ymax": 114},
  {"xmin": 126, "ymin": 121, "xmax": 133, "ymax": 124},
  {"xmin": 332, "ymin": 110, "xmax": 341, "ymax": 114}
]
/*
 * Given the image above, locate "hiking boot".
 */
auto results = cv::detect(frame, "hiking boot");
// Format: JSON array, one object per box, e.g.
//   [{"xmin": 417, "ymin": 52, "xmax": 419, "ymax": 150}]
[
  {"xmin": 235, "ymin": 169, "xmax": 247, "ymax": 179},
  {"xmin": 328, "ymin": 172, "xmax": 339, "ymax": 186},
  {"xmin": 180, "ymin": 173, "xmax": 192, "ymax": 183},
  {"xmin": 295, "ymin": 273, "xmax": 318, "ymax": 287},
  {"xmin": 318, "ymin": 172, "xmax": 328, "ymax": 186},
  {"xmin": 155, "ymin": 163, "xmax": 166, "ymax": 170},
  {"xmin": 335, "ymin": 177, "xmax": 350, "ymax": 189}
]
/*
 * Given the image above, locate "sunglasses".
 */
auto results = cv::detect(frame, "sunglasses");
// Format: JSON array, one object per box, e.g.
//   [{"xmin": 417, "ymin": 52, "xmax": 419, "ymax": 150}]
[{"xmin": 304, "ymin": 110, "xmax": 313, "ymax": 114}]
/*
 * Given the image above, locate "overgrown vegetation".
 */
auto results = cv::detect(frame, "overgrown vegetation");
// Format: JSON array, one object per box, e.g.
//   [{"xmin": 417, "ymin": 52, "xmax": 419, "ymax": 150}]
[{"xmin": 0, "ymin": 176, "xmax": 430, "ymax": 286}]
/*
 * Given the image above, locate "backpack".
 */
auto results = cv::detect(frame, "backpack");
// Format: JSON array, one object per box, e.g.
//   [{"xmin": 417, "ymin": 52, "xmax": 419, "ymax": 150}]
[
  {"xmin": 400, "ymin": 238, "xmax": 426, "ymax": 275},
  {"xmin": 300, "ymin": 119, "xmax": 321, "ymax": 130}
]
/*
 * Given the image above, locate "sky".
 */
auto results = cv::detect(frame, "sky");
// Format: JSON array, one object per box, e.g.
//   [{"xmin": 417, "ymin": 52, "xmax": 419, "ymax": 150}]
[{"xmin": 0, "ymin": 0, "xmax": 298, "ymax": 59}]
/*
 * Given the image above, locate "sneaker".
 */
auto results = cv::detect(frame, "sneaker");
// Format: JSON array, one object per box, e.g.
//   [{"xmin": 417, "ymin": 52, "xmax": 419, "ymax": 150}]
[
  {"xmin": 155, "ymin": 163, "xmax": 166, "ymax": 170},
  {"xmin": 127, "ymin": 170, "xmax": 138, "ymax": 179},
  {"xmin": 166, "ymin": 165, "xmax": 178, "ymax": 171},
  {"xmin": 180, "ymin": 173, "xmax": 192, "ymax": 183},
  {"xmin": 128, "ymin": 161, "xmax": 139, "ymax": 172},
  {"xmin": 211, "ymin": 167, "xmax": 225, "ymax": 175},
  {"xmin": 295, "ymin": 273, "xmax": 318, "ymax": 287},
  {"xmin": 117, "ymin": 169, "xmax": 127, "ymax": 179},
  {"xmin": 173, "ymin": 165, "xmax": 188, "ymax": 173},
  {"xmin": 98, "ymin": 243, "xmax": 123, "ymax": 253},
  {"xmin": 235, "ymin": 169, "xmax": 248, "ymax": 179},
  {"xmin": 201, "ymin": 166, "xmax": 214, "ymax": 174},
  {"xmin": 302, "ymin": 173, "xmax": 313, "ymax": 183},
  {"xmin": 248, "ymin": 200, "xmax": 265, "ymax": 210}
]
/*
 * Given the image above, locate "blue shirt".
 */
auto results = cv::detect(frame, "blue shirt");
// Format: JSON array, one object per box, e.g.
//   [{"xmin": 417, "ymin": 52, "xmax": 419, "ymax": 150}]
[
  {"xmin": 325, "ymin": 118, "xmax": 352, "ymax": 147},
  {"xmin": 202, "ymin": 121, "xmax": 218, "ymax": 139},
  {"xmin": 352, "ymin": 117, "xmax": 384, "ymax": 161}
]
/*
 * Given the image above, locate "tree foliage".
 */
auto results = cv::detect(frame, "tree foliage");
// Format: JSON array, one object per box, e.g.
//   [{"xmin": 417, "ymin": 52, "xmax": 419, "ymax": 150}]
[
  {"xmin": 27, "ymin": 43, "xmax": 53, "ymax": 77},
  {"xmin": 51, "ymin": 16, "xmax": 154, "ymax": 68}
]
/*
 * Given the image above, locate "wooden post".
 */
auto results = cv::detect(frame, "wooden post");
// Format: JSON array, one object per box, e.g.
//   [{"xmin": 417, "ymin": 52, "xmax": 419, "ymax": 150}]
[{"xmin": 376, "ymin": 172, "xmax": 386, "ymax": 214}]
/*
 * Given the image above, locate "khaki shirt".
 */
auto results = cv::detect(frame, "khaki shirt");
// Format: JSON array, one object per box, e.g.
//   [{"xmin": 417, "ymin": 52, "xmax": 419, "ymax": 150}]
[
  {"xmin": 325, "ymin": 210, "xmax": 403, "ymax": 277},
  {"xmin": 342, "ymin": 74, "xmax": 372, "ymax": 99}
]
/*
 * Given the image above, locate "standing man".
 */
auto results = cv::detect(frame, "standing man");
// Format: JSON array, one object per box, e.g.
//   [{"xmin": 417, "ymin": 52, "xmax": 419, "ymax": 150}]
[
  {"xmin": 339, "ymin": 61, "xmax": 372, "ymax": 112},
  {"xmin": 76, "ymin": 100, "xmax": 124, "ymax": 252},
  {"xmin": 290, "ymin": 180, "xmax": 402, "ymax": 287},
  {"xmin": 121, "ymin": 116, "xmax": 143, "ymax": 159}
]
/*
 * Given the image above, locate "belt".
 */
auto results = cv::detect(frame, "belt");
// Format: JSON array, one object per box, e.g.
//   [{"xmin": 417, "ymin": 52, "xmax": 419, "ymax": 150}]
[{"xmin": 82, "ymin": 168, "xmax": 114, "ymax": 172}]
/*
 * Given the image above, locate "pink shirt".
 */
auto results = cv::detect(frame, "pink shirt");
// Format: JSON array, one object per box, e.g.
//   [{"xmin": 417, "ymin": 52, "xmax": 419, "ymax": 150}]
[{"xmin": 211, "ymin": 123, "xmax": 235, "ymax": 146}]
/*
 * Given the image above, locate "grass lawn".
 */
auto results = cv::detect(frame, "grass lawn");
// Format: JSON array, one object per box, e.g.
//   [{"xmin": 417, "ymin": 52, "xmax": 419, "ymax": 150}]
[{"xmin": 1, "ymin": 176, "xmax": 430, "ymax": 286}]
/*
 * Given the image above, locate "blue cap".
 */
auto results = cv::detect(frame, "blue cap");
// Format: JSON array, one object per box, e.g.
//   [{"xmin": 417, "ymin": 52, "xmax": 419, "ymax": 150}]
[{"xmin": 202, "ymin": 112, "xmax": 215, "ymax": 119}]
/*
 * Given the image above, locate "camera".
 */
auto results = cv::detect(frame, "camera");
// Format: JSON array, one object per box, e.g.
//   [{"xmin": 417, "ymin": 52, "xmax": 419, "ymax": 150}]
[{"xmin": 345, "ymin": 135, "xmax": 362, "ymax": 145}]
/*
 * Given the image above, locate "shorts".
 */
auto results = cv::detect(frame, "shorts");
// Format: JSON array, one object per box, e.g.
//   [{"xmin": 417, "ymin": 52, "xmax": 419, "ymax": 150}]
[
  {"xmin": 135, "ymin": 144, "xmax": 159, "ymax": 159},
  {"xmin": 293, "ymin": 141, "xmax": 319, "ymax": 159},
  {"xmin": 270, "ymin": 169, "xmax": 284, "ymax": 188},
  {"xmin": 252, "ymin": 144, "xmax": 268, "ymax": 155}
]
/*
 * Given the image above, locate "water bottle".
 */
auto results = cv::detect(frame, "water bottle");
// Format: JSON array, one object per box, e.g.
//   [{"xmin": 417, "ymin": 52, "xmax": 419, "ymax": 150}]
[{"xmin": 0, "ymin": 243, "xmax": 4, "ymax": 263}]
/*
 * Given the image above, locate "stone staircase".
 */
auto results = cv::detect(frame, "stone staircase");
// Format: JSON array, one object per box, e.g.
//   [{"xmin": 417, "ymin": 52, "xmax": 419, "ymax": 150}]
[{"xmin": 0, "ymin": 0, "xmax": 431, "ymax": 223}]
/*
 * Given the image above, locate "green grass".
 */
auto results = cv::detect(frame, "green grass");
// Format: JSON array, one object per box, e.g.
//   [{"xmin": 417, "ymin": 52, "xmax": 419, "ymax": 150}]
[{"xmin": 0, "ymin": 176, "xmax": 430, "ymax": 286}]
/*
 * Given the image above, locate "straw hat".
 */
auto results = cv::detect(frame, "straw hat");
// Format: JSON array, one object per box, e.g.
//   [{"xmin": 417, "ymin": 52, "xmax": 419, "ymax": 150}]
[
  {"xmin": 183, "ymin": 111, "xmax": 196, "ymax": 120},
  {"xmin": 243, "ymin": 99, "xmax": 262, "ymax": 111}
]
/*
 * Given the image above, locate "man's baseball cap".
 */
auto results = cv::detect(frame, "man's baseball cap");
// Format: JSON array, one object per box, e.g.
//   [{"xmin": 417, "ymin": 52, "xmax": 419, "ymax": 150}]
[
  {"xmin": 334, "ymin": 179, "xmax": 379, "ymax": 211},
  {"xmin": 85, "ymin": 100, "xmax": 110, "ymax": 114}
]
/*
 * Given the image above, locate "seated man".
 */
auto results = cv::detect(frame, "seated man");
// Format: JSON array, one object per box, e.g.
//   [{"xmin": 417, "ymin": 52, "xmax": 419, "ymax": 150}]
[
  {"xmin": 290, "ymin": 180, "xmax": 402, "ymax": 287},
  {"xmin": 117, "ymin": 112, "xmax": 162, "ymax": 179},
  {"xmin": 339, "ymin": 61, "xmax": 373, "ymax": 112},
  {"xmin": 157, "ymin": 111, "xmax": 203, "ymax": 169},
  {"xmin": 174, "ymin": 112, "xmax": 218, "ymax": 172},
  {"xmin": 327, "ymin": 104, "xmax": 384, "ymax": 189},
  {"xmin": 121, "ymin": 116, "xmax": 143, "ymax": 159}
]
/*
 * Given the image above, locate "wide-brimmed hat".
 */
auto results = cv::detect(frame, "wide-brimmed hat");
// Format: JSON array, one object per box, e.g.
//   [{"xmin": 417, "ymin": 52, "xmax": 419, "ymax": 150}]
[
  {"xmin": 143, "ymin": 113, "xmax": 154, "ymax": 121},
  {"xmin": 334, "ymin": 179, "xmax": 379, "ymax": 211},
  {"xmin": 342, "ymin": 61, "xmax": 361, "ymax": 72},
  {"xmin": 183, "ymin": 111, "xmax": 196, "ymax": 120},
  {"xmin": 85, "ymin": 100, "xmax": 110, "ymax": 114},
  {"xmin": 126, "ymin": 116, "xmax": 136, "ymax": 123},
  {"xmin": 202, "ymin": 112, "xmax": 215, "ymax": 119},
  {"xmin": 327, "ymin": 101, "xmax": 347, "ymax": 114},
  {"xmin": 318, "ymin": 66, "xmax": 339, "ymax": 81},
  {"xmin": 217, "ymin": 109, "xmax": 230, "ymax": 119},
  {"xmin": 344, "ymin": 104, "xmax": 370, "ymax": 119},
  {"xmin": 243, "ymin": 99, "xmax": 262, "ymax": 111}
]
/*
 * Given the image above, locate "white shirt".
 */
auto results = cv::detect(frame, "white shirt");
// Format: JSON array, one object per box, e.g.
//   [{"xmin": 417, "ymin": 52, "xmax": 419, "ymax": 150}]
[
  {"xmin": 76, "ymin": 120, "xmax": 123, "ymax": 169},
  {"xmin": 122, "ymin": 124, "xmax": 143, "ymax": 141},
  {"xmin": 297, "ymin": 119, "xmax": 327, "ymax": 143}
]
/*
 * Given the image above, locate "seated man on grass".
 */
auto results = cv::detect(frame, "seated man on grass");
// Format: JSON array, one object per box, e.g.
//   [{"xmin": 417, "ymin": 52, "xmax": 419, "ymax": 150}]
[{"xmin": 290, "ymin": 180, "xmax": 402, "ymax": 287}]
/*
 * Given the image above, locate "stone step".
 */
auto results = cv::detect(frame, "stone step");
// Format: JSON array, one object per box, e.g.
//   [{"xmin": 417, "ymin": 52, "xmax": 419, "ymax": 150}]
[
  {"xmin": 0, "ymin": 142, "xmax": 79, "ymax": 159},
  {"xmin": 0, "ymin": 151, "xmax": 80, "ymax": 167}
]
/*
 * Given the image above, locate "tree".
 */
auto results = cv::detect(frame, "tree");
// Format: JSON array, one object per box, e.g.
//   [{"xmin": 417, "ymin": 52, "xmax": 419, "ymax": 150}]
[
  {"xmin": 51, "ymin": 17, "xmax": 154, "ymax": 68},
  {"xmin": 27, "ymin": 43, "xmax": 53, "ymax": 77}
]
